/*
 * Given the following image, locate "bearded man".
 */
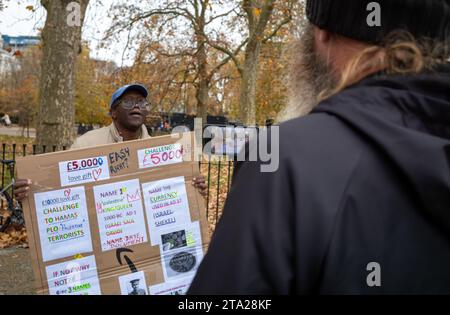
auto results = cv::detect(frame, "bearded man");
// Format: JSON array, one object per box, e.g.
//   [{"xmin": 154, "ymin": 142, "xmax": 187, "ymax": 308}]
[{"xmin": 188, "ymin": 0, "xmax": 450, "ymax": 294}]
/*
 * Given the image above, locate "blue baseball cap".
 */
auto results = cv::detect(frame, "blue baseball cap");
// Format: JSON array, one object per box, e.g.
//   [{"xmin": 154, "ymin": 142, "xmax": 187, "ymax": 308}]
[{"xmin": 109, "ymin": 84, "xmax": 148, "ymax": 109}]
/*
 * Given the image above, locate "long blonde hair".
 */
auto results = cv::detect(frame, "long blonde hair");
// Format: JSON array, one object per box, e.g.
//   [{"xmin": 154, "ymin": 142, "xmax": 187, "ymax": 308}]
[{"xmin": 319, "ymin": 32, "xmax": 450, "ymax": 101}]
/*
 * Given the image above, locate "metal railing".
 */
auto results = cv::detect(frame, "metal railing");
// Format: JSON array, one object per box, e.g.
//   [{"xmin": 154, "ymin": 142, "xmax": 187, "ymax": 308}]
[{"xmin": 200, "ymin": 159, "xmax": 235, "ymax": 234}]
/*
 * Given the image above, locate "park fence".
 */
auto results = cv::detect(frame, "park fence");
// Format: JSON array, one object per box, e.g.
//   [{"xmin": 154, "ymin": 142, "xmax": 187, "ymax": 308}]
[{"xmin": 0, "ymin": 143, "xmax": 234, "ymax": 233}]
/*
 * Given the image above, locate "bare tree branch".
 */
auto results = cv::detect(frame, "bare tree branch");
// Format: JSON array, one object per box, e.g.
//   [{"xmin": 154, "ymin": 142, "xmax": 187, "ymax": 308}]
[
  {"xmin": 254, "ymin": 0, "xmax": 275, "ymax": 37},
  {"xmin": 208, "ymin": 39, "xmax": 249, "ymax": 78},
  {"xmin": 205, "ymin": 38, "xmax": 247, "ymax": 75},
  {"xmin": 262, "ymin": 16, "xmax": 292, "ymax": 43},
  {"xmin": 243, "ymin": 0, "xmax": 254, "ymax": 29},
  {"xmin": 206, "ymin": 5, "xmax": 240, "ymax": 25},
  {"xmin": 105, "ymin": 6, "xmax": 196, "ymax": 42}
]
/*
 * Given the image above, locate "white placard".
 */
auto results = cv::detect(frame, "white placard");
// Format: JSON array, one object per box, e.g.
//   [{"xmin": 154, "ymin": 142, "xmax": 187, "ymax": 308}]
[
  {"xmin": 45, "ymin": 255, "xmax": 101, "ymax": 295},
  {"xmin": 119, "ymin": 271, "xmax": 148, "ymax": 295},
  {"xmin": 141, "ymin": 176, "xmax": 191, "ymax": 245},
  {"xmin": 93, "ymin": 179, "xmax": 148, "ymax": 251},
  {"xmin": 59, "ymin": 156, "xmax": 110, "ymax": 187},
  {"xmin": 137, "ymin": 143, "xmax": 183, "ymax": 169},
  {"xmin": 34, "ymin": 186, "xmax": 93, "ymax": 262}
]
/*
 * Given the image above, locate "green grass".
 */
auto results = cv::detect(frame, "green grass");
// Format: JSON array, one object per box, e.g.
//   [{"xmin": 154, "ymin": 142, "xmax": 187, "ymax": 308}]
[{"xmin": 0, "ymin": 135, "xmax": 35, "ymax": 145}]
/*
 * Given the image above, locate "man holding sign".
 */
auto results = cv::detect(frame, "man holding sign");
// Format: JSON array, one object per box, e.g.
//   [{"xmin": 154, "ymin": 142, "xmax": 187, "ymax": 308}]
[{"xmin": 14, "ymin": 84, "xmax": 207, "ymax": 200}]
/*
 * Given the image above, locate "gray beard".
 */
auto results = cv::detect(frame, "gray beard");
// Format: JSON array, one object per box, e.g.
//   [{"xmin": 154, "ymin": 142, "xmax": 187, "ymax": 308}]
[{"xmin": 277, "ymin": 24, "xmax": 337, "ymax": 122}]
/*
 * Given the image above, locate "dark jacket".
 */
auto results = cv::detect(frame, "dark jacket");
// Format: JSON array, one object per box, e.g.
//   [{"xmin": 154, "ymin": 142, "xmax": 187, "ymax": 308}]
[{"xmin": 188, "ymin": 67, "xmax": 450, "ymax": 294}]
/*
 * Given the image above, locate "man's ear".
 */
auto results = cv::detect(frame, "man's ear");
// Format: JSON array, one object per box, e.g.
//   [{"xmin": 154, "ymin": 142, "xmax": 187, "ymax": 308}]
[
  {"xmin": 314, "ymin": 25, "xmax": 332, "ymax": 45},
  {"xmin": 313, "ymin": 25, "xmax": 334, "ymax": 65},
  {"xmin": 110, "ymin": 108, "xmax": 116, "ymax": 120}
]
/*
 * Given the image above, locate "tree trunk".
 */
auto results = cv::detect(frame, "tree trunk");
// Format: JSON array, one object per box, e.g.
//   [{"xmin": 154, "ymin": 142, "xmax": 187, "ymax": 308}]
[
  {"xmin": 36, "ymin": 0, "xmax": 88, "ymax": 150},
  {"xmin": 195, "ymin": 39, "xmax": 209, "ymax": 125},
  {"xmin": 194, "ymin": 10, "xmax": 209, "ymax": 127},
  {"xmin": 239, "ymin": 39, "xmax": 262, "ymax": 126},
  {"xmin": 238, "ymin": 0, "xmax": 275, "ymax": 126}
]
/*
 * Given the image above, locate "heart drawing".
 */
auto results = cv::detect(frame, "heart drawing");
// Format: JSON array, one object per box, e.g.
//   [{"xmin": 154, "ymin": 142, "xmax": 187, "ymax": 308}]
[
  {"xmin": 92, "ymin": 168, "xmax": 102, "ymax": 181},
  {"xmin": 64, "ymin": 189, "xmax": 71, "ymax": 197}
]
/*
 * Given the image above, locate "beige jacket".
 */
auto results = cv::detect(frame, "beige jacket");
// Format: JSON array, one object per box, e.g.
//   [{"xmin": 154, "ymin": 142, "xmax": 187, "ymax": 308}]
[{"xmin": 71, "ymin": 123, "xmax": 150, "ymax": 149}]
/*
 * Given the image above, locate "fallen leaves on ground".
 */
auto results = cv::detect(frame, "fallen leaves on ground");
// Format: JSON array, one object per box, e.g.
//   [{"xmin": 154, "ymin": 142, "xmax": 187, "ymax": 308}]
[
  {"xmin": 0, "ymin": 228, "xmax": 28, "ymax": 249},
  {"xmin": 0, "ymin": 203, "xmax": 28, "ymax": 249}
]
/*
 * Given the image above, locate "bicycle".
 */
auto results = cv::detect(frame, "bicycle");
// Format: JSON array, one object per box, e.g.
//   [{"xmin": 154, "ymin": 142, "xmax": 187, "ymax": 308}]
[{"xmin": 0, "ymin": 159, "xmax": 25, "ymax": 233}]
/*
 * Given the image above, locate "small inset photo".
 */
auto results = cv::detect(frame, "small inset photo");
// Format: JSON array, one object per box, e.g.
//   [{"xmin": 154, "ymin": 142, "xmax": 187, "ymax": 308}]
[
  {"xmin": 161, "ymin": 229, "xmax": 187, "ymax": 252},
  {"xmin": 119, "ymin": 271, "xmax": 148, "ymax": 295},
  {"xmin": 162, "ymin": 246, "xmax": 203, "ymax": 280}
]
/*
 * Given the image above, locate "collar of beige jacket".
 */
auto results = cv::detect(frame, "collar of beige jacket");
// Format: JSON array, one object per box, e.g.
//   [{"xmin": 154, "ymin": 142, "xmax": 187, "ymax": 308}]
[{"xmin": 109, "ymin": 122, "xmax": 149, "ymax": 142}]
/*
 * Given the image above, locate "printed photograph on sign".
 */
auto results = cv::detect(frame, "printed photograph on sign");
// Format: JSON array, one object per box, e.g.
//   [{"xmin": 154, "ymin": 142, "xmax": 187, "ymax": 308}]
[
  {"xmin": 149, "ymin": 275, "xmax": 194, "ymax": 295},
  {"xmin": 33, "ymin": 186, "xmax": 93, "ymax": 262},
  {"xmin": 159, "ymin": 221, "xmax": 202, "ymax": 252},
  {"xmin": 118, "ymin": 271, "xmax": 148, "ymax": 295},
  {"xmin": 159, "ymin": 222, "xmax": 203, "ymax": 281},
  {"xmin": 137, "ymin": 143, "xmax": 183, "ymax": 169},
  {"xmin": 59, "ymin": 156, "xmax": 110, "ymax": 187},
  {"xmin": 93, "ymin": 179, "xmax": 148, "ymax": 251},
  {"xmin": 161, "ymin": 246, "xmax": 203, "ymax": 281},
  {"xmin": 45, "ymin": 255, "xmax": 101, "ymax": 295},
  {"xmin": 161, "ymin": 229, "xmax": 187, "ymax": 251},
  {"xmin": 141, "ymin": 176, "xmax": 191, "ymax": 245}
]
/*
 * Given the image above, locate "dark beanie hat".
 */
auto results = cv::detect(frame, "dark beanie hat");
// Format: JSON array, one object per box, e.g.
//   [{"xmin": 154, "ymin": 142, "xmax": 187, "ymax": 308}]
[{"xmin": 306, "ymin": 0, "xmax": 450, "ymax": 44}]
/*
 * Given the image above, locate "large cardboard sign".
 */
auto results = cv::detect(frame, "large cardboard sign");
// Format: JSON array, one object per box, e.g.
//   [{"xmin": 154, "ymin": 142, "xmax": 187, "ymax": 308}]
[{"xmin": 16, "ymin": 133, "xmax": 209, "ymax": 295}]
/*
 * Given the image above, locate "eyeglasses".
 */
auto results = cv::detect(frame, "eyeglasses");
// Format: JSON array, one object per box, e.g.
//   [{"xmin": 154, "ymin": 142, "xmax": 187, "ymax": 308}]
[{"xmin": 118, "ymin": 99, "xmax": 151, "ymax": 111}]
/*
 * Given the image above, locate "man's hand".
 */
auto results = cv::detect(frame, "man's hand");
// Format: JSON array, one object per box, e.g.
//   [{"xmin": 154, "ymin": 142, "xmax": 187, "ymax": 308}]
[
  {"xmin": 192, "ymin": 176, "xmax": 208, "ymax": 198},
  {"xmin": 14, "ymin": 179, "xmax": 32, "ymax": 202}
]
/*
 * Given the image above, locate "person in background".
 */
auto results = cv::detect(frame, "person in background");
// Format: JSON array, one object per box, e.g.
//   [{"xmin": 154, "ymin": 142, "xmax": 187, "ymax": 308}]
[
  {"xmin": 1, "ymin": 113, "xmax": 11, "ymax": 127},
  {"xmin": 163, "ymin": 120, "xmax": 171, "ymax": 132}
]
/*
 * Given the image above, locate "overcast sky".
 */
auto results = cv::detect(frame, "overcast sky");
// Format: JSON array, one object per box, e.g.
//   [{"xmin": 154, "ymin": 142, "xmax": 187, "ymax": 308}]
[{"xmin": 0, "ymin": 0, "xmax": 135, "ymax": 67}]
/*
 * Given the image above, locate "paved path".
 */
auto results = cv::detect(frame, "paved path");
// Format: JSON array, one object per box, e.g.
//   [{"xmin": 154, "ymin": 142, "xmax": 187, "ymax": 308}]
[
  {"xmin": 0, "ymin": 126, "xmax": 36, "ymax": 138},
  {"xmin": 0, "ymin": 247, "xmax": 35, "ymax": 295}
]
